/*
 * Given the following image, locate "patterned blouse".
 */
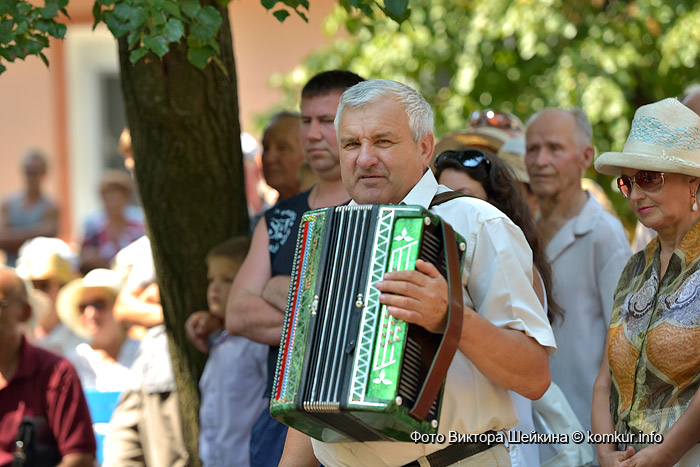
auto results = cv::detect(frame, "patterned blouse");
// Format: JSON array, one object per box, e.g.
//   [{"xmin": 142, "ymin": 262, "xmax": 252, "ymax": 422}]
[{"xmin": 608, "ymin": 219, "xmax": 700, "ymax": 451}]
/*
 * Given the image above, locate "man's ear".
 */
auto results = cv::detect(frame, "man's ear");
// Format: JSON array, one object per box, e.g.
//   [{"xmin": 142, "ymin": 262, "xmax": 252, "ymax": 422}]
[
  {"xmin": 19, "ymin": 300, "xmax": 32, "ymax": 324},
  {"xmin": 419, "ymin": 133, "xmax": 435, "ymax": 167},
  {"xmin": 581, "ymin": 144, "xmax": 595, "ymax": 170}
]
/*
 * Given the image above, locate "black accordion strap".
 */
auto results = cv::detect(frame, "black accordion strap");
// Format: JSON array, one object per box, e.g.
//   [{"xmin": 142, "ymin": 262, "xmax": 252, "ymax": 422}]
[
  {"xmin": 429, "ymin": 190, "xmax": 469, "ymax": 208},
  {"xmin": 408, "ymin": 213, "xmax": 464, "ymax": 421}
]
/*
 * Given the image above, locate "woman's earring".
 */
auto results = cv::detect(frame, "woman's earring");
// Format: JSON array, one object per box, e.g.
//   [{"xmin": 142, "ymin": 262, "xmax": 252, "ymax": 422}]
[{"xmin": 693, "ymin": 194, "xmax": 699, "ymax": 212}]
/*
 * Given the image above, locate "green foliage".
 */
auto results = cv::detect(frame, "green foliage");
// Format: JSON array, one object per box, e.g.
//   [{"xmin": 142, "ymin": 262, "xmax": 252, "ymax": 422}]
[
  {"xmin": 263, "ymin": 0, "xmax": 410, "ymax": 24},
  {"xmin": 270, "ymin": 0, "xmax": 700, "ymax": 229},
  {"xmin": 0, "ymin": 0, "xmax": 68, "ymax": 74},
  {"xmin": 92, "ymin": 0, "xmax": 225, "ymax": 69}
]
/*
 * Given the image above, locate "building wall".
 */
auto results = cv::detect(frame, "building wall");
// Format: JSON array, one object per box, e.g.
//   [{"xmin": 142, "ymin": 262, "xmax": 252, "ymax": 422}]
[{"xmin": 0, "ymin": 0, "xmax": 338, "ymax": 246}]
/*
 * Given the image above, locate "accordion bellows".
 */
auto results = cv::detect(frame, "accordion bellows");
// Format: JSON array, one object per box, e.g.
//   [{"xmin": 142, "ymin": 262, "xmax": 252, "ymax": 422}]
[{"xmin": 271, "ymin": 204, "xmax": 466, "ymax": 442}]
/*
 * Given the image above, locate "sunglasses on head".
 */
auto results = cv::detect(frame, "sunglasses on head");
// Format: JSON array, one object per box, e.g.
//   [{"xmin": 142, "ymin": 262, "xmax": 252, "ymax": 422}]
[
  {"xmin": 435, "ymin": 149, "xmax": 491, "ymax": 172},
  {"xmin": 616, "ymin": 171, "xmax": 665, "ymax": 199},
  {"xmin": 469, "ymin": 109, "xmax": 524, "ymax": 132},
  {"xmin": 78, "ymin": 299, "xmax": 110, "ymax": 314}
]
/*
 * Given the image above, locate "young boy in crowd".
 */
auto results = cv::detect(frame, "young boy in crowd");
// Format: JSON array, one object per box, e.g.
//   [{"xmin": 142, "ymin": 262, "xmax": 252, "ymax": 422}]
[{"xmin": 196, "ymin": 236, "xmax": 268, "ymax": 467}]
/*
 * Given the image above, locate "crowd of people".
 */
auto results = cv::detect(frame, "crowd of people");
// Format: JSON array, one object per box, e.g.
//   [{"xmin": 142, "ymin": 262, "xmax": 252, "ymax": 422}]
[{"xmin": 1, "ymin": 70, "xmax": 700, "ymax": 467}]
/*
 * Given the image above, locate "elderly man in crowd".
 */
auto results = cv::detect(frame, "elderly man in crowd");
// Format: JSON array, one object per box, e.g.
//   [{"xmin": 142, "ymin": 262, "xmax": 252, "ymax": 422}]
[
  {"xmin": 0, "ymin": 267, "xmax": 96, "ymax": 466},
  {"xmin": 524, "ymin": 108, "xmax": 631, "ymax": 433},
  {"xmin": 280, "ymin": 79, "xmax": 555, "ymax": 467}
]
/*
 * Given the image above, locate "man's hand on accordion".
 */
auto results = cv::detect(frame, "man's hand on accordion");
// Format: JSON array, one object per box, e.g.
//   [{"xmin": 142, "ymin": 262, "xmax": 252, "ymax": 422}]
[{"xmin": 376, "ymin": 259, "xmax": 450, "ymax": 334}]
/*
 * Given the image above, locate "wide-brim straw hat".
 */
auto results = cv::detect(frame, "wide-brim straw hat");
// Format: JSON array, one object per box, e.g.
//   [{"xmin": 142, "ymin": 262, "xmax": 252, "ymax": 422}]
[
  {"xmin": 595, "ymin": 98, "xmax": 700, "ymax": 177},
  {"xmin": 497, "ymin": 137, "xmax": 529, "ymax": 183},
  {"xmin": 16, "ymin": 237, "xmax": 78, "ymax": 284},
  {"xmin": 56, "ymin": 268, "xmax": 123, "ymax": 339},
  {"xmin": 434, "ymin": 126, "xmax": 511, "ymax": 157}
]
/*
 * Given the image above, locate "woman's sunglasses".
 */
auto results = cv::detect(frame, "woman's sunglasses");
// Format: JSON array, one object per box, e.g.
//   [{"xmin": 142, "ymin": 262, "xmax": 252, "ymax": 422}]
[
  {"xmin": 616, "ymin": 171, "xmax": 665, "ymax": 199},
  {"xmin": 469, "ymin": 109, "xmax": 524, "ymax": 132},
  {"xmin": 434, "ymin": 149, "xmax": 491, "ymax": 171}
]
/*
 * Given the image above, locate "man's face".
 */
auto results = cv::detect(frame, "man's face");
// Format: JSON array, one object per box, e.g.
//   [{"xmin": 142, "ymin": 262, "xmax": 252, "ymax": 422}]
[
  {"xmin": 300, "ymin": 92, "xmax": 343, "ymax": 179},
  {"xmin": 338, "ymin": 98, "xmax": 433, "ymax": 205},
  {"xmin": 0, "ymin": 273, "xmax": 29, "ymax": 339},
  {"xmin": 261, "ymin": 116, "xmax": 304, "ymax": 196},
  {"xmin": 525, "ymin": 110, "xmax": 590, "ymax": 200}
]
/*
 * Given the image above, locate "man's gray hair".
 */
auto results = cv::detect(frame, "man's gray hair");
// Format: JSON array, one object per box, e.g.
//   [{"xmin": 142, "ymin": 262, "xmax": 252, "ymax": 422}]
[
  {"xmin": 335, "ymin": 79, "xmax": 434, "ymax": 142},
  {"xmin": 526, "ymin": 107, "xmax": 593, "ymax": 148}
]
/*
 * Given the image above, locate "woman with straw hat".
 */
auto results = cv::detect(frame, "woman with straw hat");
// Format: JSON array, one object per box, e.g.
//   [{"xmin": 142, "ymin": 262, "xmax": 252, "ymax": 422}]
[
  {"xmin": 592, "ymin": 98, "xmax": 700, "ymax": 466},
  {"xmin": 57, "ymin": 268, "xmax": 138, "ymax": 391}
]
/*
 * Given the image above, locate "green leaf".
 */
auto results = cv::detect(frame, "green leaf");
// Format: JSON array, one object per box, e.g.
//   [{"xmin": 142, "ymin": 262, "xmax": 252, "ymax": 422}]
[
  {"xmin": 180, "ymin": 0, "xmax": 201, "ymax": 18},
  {"xmin": 48, "ymin": 22, "xmax": 66, "ymax": 39},
  {"xmin": 187, "ymin": 44, "xmax": 215, "ymax": 69},
  {"xmin": 143, "ymin": 35, "xmax": 169, "ymax": 57},
  {"xmin": 0, "ymin": 62, "xmax": 6, "ymax": 75},
  {"xmin": 151, "ymin": 9, "xmax": 167, "ymax": 26},
  {"xmin": 129, "ymin": 46, "xmax": 148, "ymax": 64},
  {"xmin": 39, "ymin": 51, "xmax": 49, "ymax": 66},
  {"xmin": 127, "ymin": 28, "xmax": 142, "ymax": 48},
  {"xmin": 190, "ymin": 23, "xmax": 213, "ymax": 42},
  {"xmin": 163, "ymin": 18, "xmax": 184, "ymax": 43},
  {"xmin": 39, "ymin": 3, "xmax": 59, "ymax": 18},
  {"xmin": 16, "ymin": 2, "xmax": 32, "ymax": 16},
  {"xmin": 105, "ymin": 14, "xmax": 131, "ymax": 38},
  {"xmin": 126, "ymin": 7, "xmax": 147, "ymax": 29},
  {"xmin": 384, "ymin": 0, "xmax": 408, "ymax": 18},
  {"xmin": 261, "ymin": 0, "xmax": 278, "ymax": 10},
  {"xmin": 197, "ymin": 6, "xmax": 222, "ymax": 30},
  {"xmin": 162, "ymin": 1, "xmax": 181, "ymax": 19},
  {"xmin": 296, "ymin": 10, "xmax": 308, "ymax": 22},
  {"xmin": 113, "ymin": 2, "xmax": 134, "ymax": 21},
  {"xmin": 273, "ymin": 9, "xmax": 290, "ymax": 22}
]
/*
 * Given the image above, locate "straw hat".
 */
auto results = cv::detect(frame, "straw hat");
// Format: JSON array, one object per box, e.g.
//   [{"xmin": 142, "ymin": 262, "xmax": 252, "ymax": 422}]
[
  {"xmin": 595, "ymin": 98, "xmax": 700, "ymax": 177},
  {"xmin": 16, "ymin": 237, "xmax": 78, "ymax": 284},
  {"xmin": 497, "ymin": 138, "xmax": 529, "ymax": 183},
  {"xmin": 434, "ymin": 126, "xmax": 511, "ymax": 157},
  {"xmin": 56, "ymin": 268, "xmax": 123, "ymax": 339}
]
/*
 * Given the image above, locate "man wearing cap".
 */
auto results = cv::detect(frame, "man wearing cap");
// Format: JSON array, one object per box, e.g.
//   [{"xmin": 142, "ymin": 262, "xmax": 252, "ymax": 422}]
[
  {"xmin": 0, "ymin": 267, "xmax": 96, "ymax": 466},
  {"xmin": 280, "ymin": 79, "xmax": 555, "ymax": 467},
  {"xmin": 525, "ymin": 107, "xmax": 631, "ymax": 433}
]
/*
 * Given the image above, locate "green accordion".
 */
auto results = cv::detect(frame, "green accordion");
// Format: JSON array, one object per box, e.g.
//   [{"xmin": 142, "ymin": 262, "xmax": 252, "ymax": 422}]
[{"xmin": 270, "ymin": 204, "xmax": 466, "ymax": 442}]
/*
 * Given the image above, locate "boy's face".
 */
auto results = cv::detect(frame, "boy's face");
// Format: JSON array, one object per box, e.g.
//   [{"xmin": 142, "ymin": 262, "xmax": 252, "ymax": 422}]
[{"xmin": 207, "ymin": 256, "xmax": 238, "ymax": 318}]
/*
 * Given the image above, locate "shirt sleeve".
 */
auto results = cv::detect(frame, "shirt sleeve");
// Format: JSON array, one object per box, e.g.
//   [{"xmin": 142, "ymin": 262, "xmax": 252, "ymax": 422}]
[
  {"xmin": 45, "ymin": 358, "xmax": 97, "ymax": 457},
  {"xmin": 464, "ymin": 215, "xmax": 557, "ymax": 353}
]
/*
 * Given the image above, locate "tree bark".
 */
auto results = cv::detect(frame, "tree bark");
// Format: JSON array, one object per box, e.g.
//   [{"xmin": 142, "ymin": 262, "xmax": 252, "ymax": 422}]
[{"xmin": 117, "ymin": 3, "xmax": 248, "ymax": 463}]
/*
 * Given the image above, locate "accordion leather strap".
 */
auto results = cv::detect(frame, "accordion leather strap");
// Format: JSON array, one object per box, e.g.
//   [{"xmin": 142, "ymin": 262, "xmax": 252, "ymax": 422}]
[
  {"xmin": 429, "ymin": 191, "xmax": 469, "ymax": 208},
  {"xmin": 408, "ymin": 219, "xmax": 464, "ymax": 421}
]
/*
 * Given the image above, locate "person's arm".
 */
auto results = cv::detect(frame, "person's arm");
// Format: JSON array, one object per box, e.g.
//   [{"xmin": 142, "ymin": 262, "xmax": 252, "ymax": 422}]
[
  {"xmin": 0, "ymin": 199, "xmax": 59, "ymax": 253},
  {"xmin": 57, "ymin": 452, "xmax": 96, "ymax": 467},
  {"xmin": 261, "ymin": 275, "xmax": 291, "ymax": 311},
  {"xmin": 279, "ymin": 428, "xmax": 320, "ymax": 467},
  {"xmin": 185, "ymin": 310, "xmax": 223, "ymax": 353},
  {"xmin": 377, "ymin": 259, "xmax": 550, "ymax": 400},
  {"xmin": 225, "ymin": 219, "xmax": 286, "ymax": 346},
  {"xmin": 591, "ymin": 340, "xmax": 634, "ymax": 467},
  {"xmin": 619, "ymin": 386, "xmax": 700, "ymax": 466},
  {"xmin": 113, "ymin": 280, "xmax": 163, "ymax": 328}
]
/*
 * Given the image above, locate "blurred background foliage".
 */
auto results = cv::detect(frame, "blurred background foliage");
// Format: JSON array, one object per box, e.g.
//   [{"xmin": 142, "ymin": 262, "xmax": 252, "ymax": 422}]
[{"xmin": 261, "ymin": 0, "xmax": 700, "ymax": 230}]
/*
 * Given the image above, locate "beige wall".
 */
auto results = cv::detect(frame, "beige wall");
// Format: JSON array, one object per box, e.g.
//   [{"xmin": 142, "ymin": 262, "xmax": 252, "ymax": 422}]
[{"xmin": 0, "ymin": 0, "xmax": 338, "ymax": 244}]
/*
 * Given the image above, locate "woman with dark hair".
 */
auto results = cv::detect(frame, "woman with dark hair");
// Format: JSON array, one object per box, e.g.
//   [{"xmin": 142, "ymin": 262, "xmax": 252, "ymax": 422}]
[
  {"xmin": 435, "ymin": 148, "xmax": 586, "ymax": 467},
  {"xmin": 434, "ymin": 148, "xmax": 562, "ymax": 324}
]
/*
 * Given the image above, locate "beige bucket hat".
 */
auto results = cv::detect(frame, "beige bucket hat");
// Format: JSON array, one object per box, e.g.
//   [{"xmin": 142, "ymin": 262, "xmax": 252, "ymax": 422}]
[
  {"xmin": 56, "ymin": 268, "xmax": 123, "ymax": 339},
  {"xmin": 595, "ymin": 98, "xmax": 700, "ymax": 177}
]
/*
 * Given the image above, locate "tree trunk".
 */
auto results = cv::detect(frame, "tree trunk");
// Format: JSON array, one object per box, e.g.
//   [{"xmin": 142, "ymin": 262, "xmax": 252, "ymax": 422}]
[{"xmin": 117, "ymin": 3, "xmax": 248, "ymax": 463}]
